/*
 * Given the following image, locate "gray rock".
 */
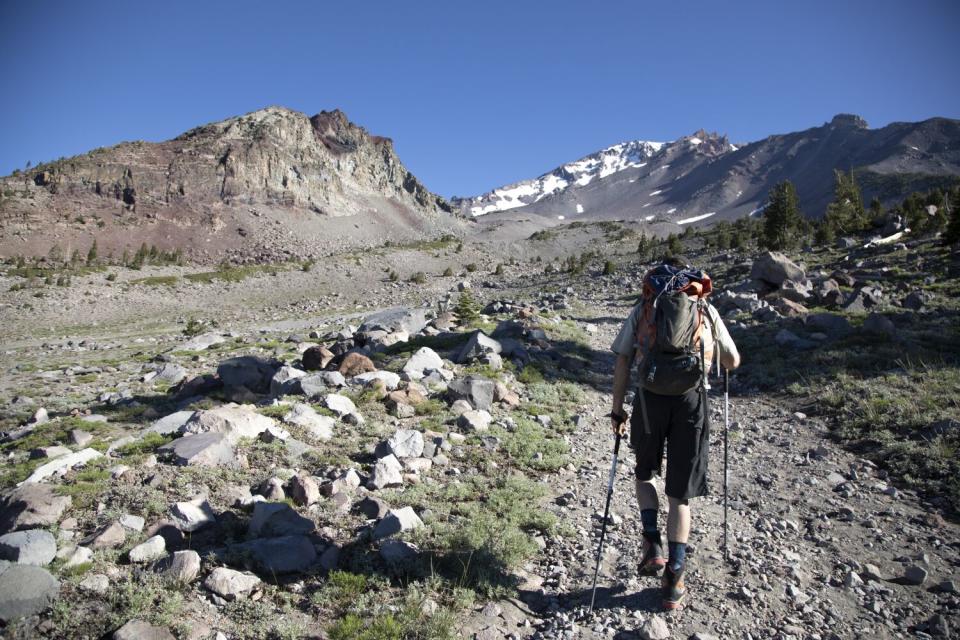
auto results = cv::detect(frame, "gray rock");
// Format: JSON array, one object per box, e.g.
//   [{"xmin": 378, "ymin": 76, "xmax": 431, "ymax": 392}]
[
  {"xmin": 113, "ymin": 619, "xmax": 176, "ymax": 640},
  {"xmin": 145, "ymin": 410, "xmax": 196, "ymax": 436},
  {"xmin": 270, "ymin": 365, "xmax": 307, "ymax": 396},
  {"xmin": 119, "ymin": 514, "xmax": 145, "ymax": 532},
  {"xmin": 326, "ymin": 469, "xmax": 362, "ymax": 496},
  {"xmin": 638, "ymin": 614, "xmax": 670, "ymax": 640},
  {"xmin": 154, "ymin": 363, "xmax": 187, "ymax": 387},
  {"xmin": 31, "ymin": 445, "xmax": 71, "ymax": 459},
  {"xmin": 19, "ymin": 447, "xmax": 102, "ymax": 485},
  {"xmin": 79, "ymin": 573, "xmax": 109, "ymax": 594},
  {"xmin": 386, "ymin": 429, "xmax": 424, "ymax": 458},
  {"xmin": 0, "ymin": 563, "xmax": 59, "ymax": 622},
  {"xmin": 289, "ymin": 474, "xmax": 321, "ymax": 507},
  {"xmin": 129, "ymin": 535, "xmax": 166, "ymax": 563},
  {"xmin": 402, "ymin": 347, "xmax": 444, "ymax": 379},
  {"xmin": 815, "ymin": 278, "xmax": 843, "ymax": 307},
  {"xmin": 0, "ymin": 484, "xmax": 72, "ymax": 534},
  {"xmin": 0, "ymin": 530, "xmax": 56, "ymax": 566},
  {"xmin": 232, "ymin": 535, "xmax": 316, "ymax": 574},
  {"xmin": 355, "ymin": 496, "xmax": 390, "ymax": 520},
  {"xmin": 457, "ymin": 331, "xmax": 502, "ymax": 363},
  {"xmin": 298, "ymin": 373, "xmax": 330, "ymax": 398},
  {"xmin": 903, "ymin": 564, "xmax": 928, "ymax": 586},
  {"xmin": 323, "ymin": 394, "xmax": 357, "ymax": 417},
  {"xmin": 180, "ymin": 332, "xmax": 226, "ymax": 351},
  {"xmin": 446, "ymin": 376, "xmax": 495, "ymax": 411},
  {"xmin": 203, "ymin": 567, "xmax": 261, "ymax": 601},
  {"xmin": 902, "ymin": 291, "xmax": 925, "ymax": 310},
  {"xmin": 156, "ymin": 549, "xmax": 201, "ymax": 583},
  {"xmin": 805, "ymin": 313, "xmax": 851, "ymax": 336},
  {"xmin": 170, "ymin": 497, "xmax": 217, "ymax": 532},
  {"xmin": 372, "ymin": 506, "xmax": 424, "ymax": 541},
  {"xmin": 258, "ymin": 477, "xmax": 286, "ymax": 501},
  {"xmin": 63, "ymin": 545, "xmax": 93, "ymax": 568},
  {"xmin": 863, "ymin": 313, "xmax": 895, "ymax": 338},
  {"xmin": 83, "ymin": 522, "xmax": 126, "ymax": 549},
  {"xmin": 181, "ymin": 404, "xmax": 275, "ymax": 443},
  {"xmin": 353, "ymin": 371, "xmax": 401, "ymax": 391},
  {"xmin": 160, "ymin": 432, "xmax": 236, "ymax": 467},
  {"xmin": 379, "ymin": 539, "xmax": 419, "ymax": 568},
  {"xmin": 248, "ymin": 502, "xmax": 315, "ymax": 537},
  {"xmin": 370, "ymin": 455, "xmax": 404, "ymax": 489},
  {"xmin": 750, "ymin": 251, "xmax": 805, "ymax": 286},
  {"xmin": 69, "ymin": 429, "xmax": 94, "ymax": 446},
  {"xmin": 359, "ymin": 307, "xmax": 429, "ymax": 337},
  {"xmin": 457, "ymin": 409, "xmax": 492, "ymax": 432},
  {"xmin": 282, "ymin": 402, "xmax": 336, "ymax": 441},
  {"xmin": 217, "ymin": 356, "xmax": 279, "ymax": 394}
]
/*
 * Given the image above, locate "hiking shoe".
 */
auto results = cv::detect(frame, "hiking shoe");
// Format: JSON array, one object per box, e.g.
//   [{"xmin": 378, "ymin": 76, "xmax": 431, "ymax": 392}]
[
  {"xmin": 638, "ymin": 539, "xmax": 666, "ymax": 576},
  {"xmin": 661, "ymin": 565, "xmax": 686, "ymax": 610}
]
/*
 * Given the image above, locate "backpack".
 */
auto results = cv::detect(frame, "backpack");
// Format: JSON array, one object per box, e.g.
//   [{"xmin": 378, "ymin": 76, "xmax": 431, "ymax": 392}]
[{"xmin": 633, "ymin": 264, "xmax": 714, "ymax": 395}]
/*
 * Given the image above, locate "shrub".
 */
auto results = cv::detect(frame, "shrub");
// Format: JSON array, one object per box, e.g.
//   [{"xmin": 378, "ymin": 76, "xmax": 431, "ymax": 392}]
[{"xmin": 409, "ymin": 271, "xmax": 427, "ymax": 284}]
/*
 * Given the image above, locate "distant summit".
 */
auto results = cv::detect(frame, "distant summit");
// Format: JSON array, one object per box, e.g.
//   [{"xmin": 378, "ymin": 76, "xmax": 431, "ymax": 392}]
[
  {"xmin": 459, "ymin": 114, "xmax": 960, "ymax": 227},
  {"xmin": 0, "ymin": 107, "xmax": 458, "ymax": 262}
]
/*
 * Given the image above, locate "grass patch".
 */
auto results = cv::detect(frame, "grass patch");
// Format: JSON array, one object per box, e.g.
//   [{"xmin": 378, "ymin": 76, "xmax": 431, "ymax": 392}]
[{"xmin": 129, "ymin": 275, "xmax": 179, "ymax": 287}]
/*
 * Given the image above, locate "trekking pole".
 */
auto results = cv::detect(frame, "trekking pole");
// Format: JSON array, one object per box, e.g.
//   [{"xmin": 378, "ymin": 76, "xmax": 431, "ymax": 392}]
[
  {"xmin": 723, "ymin": 366, "xmax": 730, "ymax": 564},
  {"xmin": 589, "ymin": 429, "xmax": 622, "ymax": 614}
]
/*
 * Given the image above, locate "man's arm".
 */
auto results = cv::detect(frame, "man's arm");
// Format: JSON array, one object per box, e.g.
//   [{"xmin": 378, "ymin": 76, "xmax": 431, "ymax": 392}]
[{"xmin": 611, "ymin": 353, "xmax": 632, "ymax": 434}]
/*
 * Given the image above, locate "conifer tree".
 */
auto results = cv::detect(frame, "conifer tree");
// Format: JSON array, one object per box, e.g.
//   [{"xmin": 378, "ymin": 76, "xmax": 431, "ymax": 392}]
[
  {"xmin": 761, "ymin": 180, "xmax": 803, "ymax": 250},
  {"xmin": 823, "ymin": 169, "xmax": 867, "ymax": 235},
  {"xmin": 86, "ymin": 240, "xmax": 98, "ymax": 265}
]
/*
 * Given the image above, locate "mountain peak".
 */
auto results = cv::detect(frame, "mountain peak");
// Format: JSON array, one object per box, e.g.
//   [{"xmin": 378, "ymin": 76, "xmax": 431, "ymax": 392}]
[{"xmin": 829, "ymin": 113, "xmax": 869, "ymax": 129}]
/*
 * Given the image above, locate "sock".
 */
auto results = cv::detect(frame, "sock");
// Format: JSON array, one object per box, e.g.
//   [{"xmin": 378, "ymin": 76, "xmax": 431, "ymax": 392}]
[
  {"xmin": 640, "ymin": 509, "xmax": 661, "ymax": 547},
  {"xmin": 668, "ymin": 541, "xmax": 687, "ymax": 572}
]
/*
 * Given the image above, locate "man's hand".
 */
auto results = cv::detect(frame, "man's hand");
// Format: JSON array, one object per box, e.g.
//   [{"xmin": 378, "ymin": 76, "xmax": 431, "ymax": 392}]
[{"xmin": 610, "ymin": 411, "xmax": 628, "ymax": 437}]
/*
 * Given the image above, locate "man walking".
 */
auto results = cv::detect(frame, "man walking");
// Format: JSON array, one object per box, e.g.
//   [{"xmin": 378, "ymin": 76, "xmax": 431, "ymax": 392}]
[{"xmin": 609, "ymin": 257, "xmax": 740, "ymax": 610}]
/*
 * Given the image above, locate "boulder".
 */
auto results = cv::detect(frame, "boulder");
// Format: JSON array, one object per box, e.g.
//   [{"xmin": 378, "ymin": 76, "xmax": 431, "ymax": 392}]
[
  {"xmin": 386, "ymin": 429, "xmax": 424, "ymax": 459},
  {"xmin": 379, "ymin": 539, "xmax": 420, "ymax": 569},
  {"xmin": 299, "ymin": 373, "xmax": 331, "ymax": 398},
  {"xmin": 805, "ymin": 313, "xmax": 851, "ymax": 337},
  {"xmin": 0, "ymin": 484, "xmax": 72, "ymax": 533},
  {"xmin": 128, "ymin": 535, "xmax": 166, "ymax": 563},
  {"xmin": 353, "ymin": 371, "xmax": 401, "ymax": 391},
  {"xmin": 750, "ymin": 252, "xmax": 805, "ymax": 287},
  {"xmin": 69, "ymin": 429, "xmax": 94, "ymax": 446},
  {"xmin": 0, "ymin": 530, "xmax": 56, "ymax": 566},
  {"xmin": 0, "ymin": 563, "xmax": 59, "ymax": 622},
  {"xmin": 370, "ymin": 455, "xmax": 404, "ymax": 489},
  {"xmin": 270, "ymin": 366, "xmax": 307, "ymax": 396},
  {"xmin": 180, "ymin": 404, "xmax": 275, "ymax": 443},
  {"xmin": 902, "ymin": 291, "xmax": 925, "ymax": 310},
  {"xmin": 372, "ymin": 507, "xmax": 424, "ymax": 541},
  {"xmin": 63, "ymin": 545, "xmax": 93, "ymax": 568},
  {"xmin": 457, "ymin": 331, "xmax": 502, "ymax": 364},
  {"xmin": 145, "ymin": 410, "xmax": 196, "ymax": 436},
  {"xmin": 778, "ymin": 279, "xmax": 813, "ymax": 303},
  {"xmin": 289, "ymin": 474, "xmax": 321, "ymax": 507},
  {"xmin": 83, "ymin": 522, "xmax": 126, "ymax": 549},
  {"xmin": 402, "ymin": 347, "xmax": 444, "ymax": 379},
  {"xmin": 170, "ymin": 496, "xmax": 217, "ymax": 532},
  {"xmin": 324, "ymin": 394, "xmax": 357, "ymax": 418},
  {"xmin": 283, "ymin": 404, "xmax": 334, "ymax": 441},
  {"xmin": 180, "ymin": 332, "xmax": 226, "ymax": 351},
  {"xmin": 863, "ymin": 313, "xmax": 896, "ymax": 338},
  {"xmin": 248, "ymin": 502, "xmax": 315, "ymax": 538},
  {"xmin": 774, "ymin": 329, "xmax": 816, "ymax": 350},
  {"xmin": 638, "ymin": 615, "xmax": 670, "ymax": 640},
  {"xmin": 18, "ymin": 448, "xmax": 102, "ymax": 486},
  {"xmin": 302, "ymin": 345, "xmax": 335, "ymax": 371},
  {"xmin": 203, "ymin": 567, "xmax": 260, "ymax": 601},
  {"xmin": 815, "ymin": 279, "xmax": 843, "ymax": 307},
  {"xmin": 355, "ymin": 496, "xmax": 390, "ymax": 520},
  {"xmin": 217, "ymin": 355, "xmax": 279, "ymax": 394},
  {"xmin": 257, "ymin": 477, "xmax": 285, "ymax": 501},
  {"xmin": 359, "ymin": 307, "xmax": 429, "ymax": 337},
  {"xmin": 446, "ymin": 376, "xmax": 495, "ymax": 411},
  {"xmin": 30, "ymin": 445, "xmax": 71, "ymax": 460},
  {"xmin": 156, "ymin": 549, "xmax": 201, "ymax": 583},
  {"xmin": 771, "ymin": 298, "xmax": 809, "ymax": 317},
  {"xmin": 325, "ymin": 469, "xmax": 362, "ymax": 496},
  {"xmin": 232, "ymin": 535, "xmax": 316, "ymax": 574},
  {"xmin": 338, "ymin": 353, "xmax": 376, "ymax": 377},
  {"xmin": 160, "ymin": 432, "xmax": 235, "ymax": 467},
  {"xmin": 153, "ymin": 363, "xmax": 187, "ymax": 387},
  {"xmin": 112, "ymin": 620, "xmax": 176, "ymax": 640},
  {"xmin": 457, "ymin": 410, "xmax": 492, "ymax": 432}
]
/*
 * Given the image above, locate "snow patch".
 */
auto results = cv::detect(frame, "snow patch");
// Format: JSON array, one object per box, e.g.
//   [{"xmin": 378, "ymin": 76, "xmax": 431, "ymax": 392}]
[
  {"xmin": 576, "ymin": 204, "xmax": 584, "ymax": 214},
  {"xmin": 749, "ymin": 204, "xmax": 768, "ymax": 217},
  {"xmin": 644, "ymin": 215, "xmax": 655, "ymax": 221},
  {"xmin": 649, "ymin": 190, "xmax": 662, "ymax": 196},
  {"xmin": 676, "ymin": 212, "xmax": 716, "ymax": 225},
  {"xmin": 667, "ymin": 208, "xmax": 677, "ymax": 214},
  {"xmin": 557, "ymin": 215, "xmax": 565, "ymax": 220},
  {"xmin": 642, "ymin": 203, "xmax": 651, "ymax": 208},
  {"xmin": 689, "ymin": 137, "xmax": 703, "ymax": 146}
]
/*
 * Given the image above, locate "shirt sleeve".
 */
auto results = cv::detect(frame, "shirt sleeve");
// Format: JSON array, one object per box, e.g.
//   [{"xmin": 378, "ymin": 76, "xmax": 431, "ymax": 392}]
[
  {"xmin": 707, "ymin": 304, "xmax": 739, "ymax": 367},
  {"xmin": 611, "ymin": 304, "xmax": 641, "ymax": 357}
]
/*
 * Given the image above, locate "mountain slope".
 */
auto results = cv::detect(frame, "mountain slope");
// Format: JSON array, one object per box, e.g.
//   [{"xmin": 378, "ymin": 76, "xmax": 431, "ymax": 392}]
[
  {"xmin": 0, "ymin": 107, "xmax": 458, "ymax": 262},
  {"xmin": 461, "ymin": 114, "xmax": 960, "ymax": 228}
]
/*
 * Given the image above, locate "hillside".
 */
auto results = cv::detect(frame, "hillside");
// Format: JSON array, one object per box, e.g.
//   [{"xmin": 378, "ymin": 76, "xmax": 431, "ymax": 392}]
[
  {"xmin": 461, "ymin": 115, "xmax": 960, "ymax": 231},
  {"xmin": 0, "ymin": 107, "xmax": 459, "ymax": 264}
]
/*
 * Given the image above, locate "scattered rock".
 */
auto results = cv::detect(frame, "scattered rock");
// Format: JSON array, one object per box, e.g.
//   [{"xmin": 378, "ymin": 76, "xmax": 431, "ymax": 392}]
[
  {"xmin": 457, "ymin": 331, "xmax": 502, "ymax": 363},
  {"xmin": 457, "ymin": 409, "xmax": 492, "ymax": 432},
  {"xmin": 446, "ymin": 376, "xmax": 495, "ymax": 411},
  {"xmin": 289, "ymin": 474, "xmax": 321, "ymax": 507},
  {"xmin": 0, "ymin": 563, "xmax": 59, "ymax": 622},
  {"xmin": 638, "ymin": 615, "xmax": 670, "ymax": 640},
  {"xmin": 217, "ymin": 355, "xmax": 279, "ymax": 394},
  {"xmin": 0, "ymin": 484, "xmax": 72, "ymax": 533},
  {"xmin": 170, "ymin": 496, "xmax": 217, "ymax": 532},
  {"xmin": 379, "ymin": 539, "xmax": 419, "ymax": 568},
  {"xmin": 903, "ymin": 564, "xmax": 928, "ymax": 586},
  {"xmin": 157, "ymin": 549, "xmax": 202, "ymax": 583},
  {"xmin": 302, "ymin": 345, "xmax": 335, "ymax": 371},
  {"xmin": 79, "ymin": 573, "xmax": 109, "ymax": 594},
  {"xmin": 324, "ymin": 394, "xmax": 357, "ymax": 417},
  {"xmin": 338, "ymin": 352, "xmax": 376, "ymax": 377},
  {"xmin": 370, "ymin": 455, "xmax": 404, "ymax": 489},
  {"xmin": 248, "ymin": 502, "xmax": 315, "ymax": 537},
  {"xmin": 863, "ymin": 312, "xmax": 895, "ymax": 338},
  {"xmin": 402, "ymin": 347, "xmax": 444, "ymax": 379},
  {"xmin": 270, "ymin": 365, "xmax": 307, "ymax": 396},
  {"xmin": 18, "ymin": 448, "xmax": 102, "ymax": 485},
  {"xmin": 181, "ymin": 404, "xmax": 275, "ymax": 443},
  {"xmin": 372, "ymin": 506, "xmax": 424, "ymax": 540},
  {"xmin": 160, "ymin": 432, "xmax": 235, "ymax": 467},
  {"xmin": 83, "ymin": 522, "xmax": 126, "ymax": 549},
  {"xmin": 145, "ymin": 410, "xmax": 196, "ymax": 436},
  {"xmin": 113, "ymin": 619, "xmax": 176, "ymax": 640},
  {"xmin": 0, "ymin": 530, "xmax": 57, "ymax": 566},
  {"xmin": 386, "ymin": 429, "xmax": 424, "ymax": 458},
  {"xmin": 129, "ymin": 535, "xmax": 166, "ymax": 563},
  {"xmin": 203, "ymin": 567, "xmax": 261, "ymax": 601},
  {"xmin": 233, "ymin": 535, "xmax": 317, "ymax": 574},
  {"xmin": 750, "ymin": 251, "xmax": 805, "ymax": 287}
]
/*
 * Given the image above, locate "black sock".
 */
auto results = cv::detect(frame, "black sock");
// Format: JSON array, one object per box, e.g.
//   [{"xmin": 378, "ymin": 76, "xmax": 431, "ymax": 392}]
[
  {"xmin": 668, "ymin": 541, "xmax": 687, "ymax": 572},
  {"xmin": 641, "ymin": 509, "xmax": 661, "ymax": 547}
]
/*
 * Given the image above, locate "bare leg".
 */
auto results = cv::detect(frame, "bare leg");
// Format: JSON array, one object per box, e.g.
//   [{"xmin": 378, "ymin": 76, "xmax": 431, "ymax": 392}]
[
  {"xmin": 635, "ymin": 477, "xmax": 658, "ymax": 512},
  {"xmin": 666, "ymin": 496, "xmax": 691, "ymax": 543}
]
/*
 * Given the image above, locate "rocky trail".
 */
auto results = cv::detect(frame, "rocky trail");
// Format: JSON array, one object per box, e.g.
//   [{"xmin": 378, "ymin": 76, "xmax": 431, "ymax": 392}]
[{"xmin": 0, "ymin": 240, "xmax": 958, "ymax": 640}]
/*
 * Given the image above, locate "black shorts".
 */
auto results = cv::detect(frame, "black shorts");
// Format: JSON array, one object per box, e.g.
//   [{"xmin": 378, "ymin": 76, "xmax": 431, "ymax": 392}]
[{"xmin": 630, "ymin": 386, "xmax": 710, "ymax": 500}]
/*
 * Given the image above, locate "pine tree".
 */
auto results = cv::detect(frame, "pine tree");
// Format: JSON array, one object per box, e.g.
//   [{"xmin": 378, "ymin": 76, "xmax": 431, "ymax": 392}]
[
  {"xmin": 823, "ymin": 169, "xmax": 867, "ymax": 236},
  {"xmin": 761, "ymin": 180, "xmax": 803, "ymax": 250},
  {"xmin": 667, "ymin": 234, "xmax": 683, "ymax": 256},
  {"xmin": 944, "ymin": 190, "xmax": 960, "ymax": 245},
  {"xmin": 455, "ymin": 289, "xmax": 481, "ymax": 327},
  {"xmin": 86, "ymin": 240, "xmax": 98, "ymax": 265}
]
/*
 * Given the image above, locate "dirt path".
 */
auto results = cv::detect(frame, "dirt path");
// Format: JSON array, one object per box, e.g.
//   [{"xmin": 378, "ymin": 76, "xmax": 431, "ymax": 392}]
[{"xmin": 470, "ymin": 299, "xmax": 959, "ymax": 639}]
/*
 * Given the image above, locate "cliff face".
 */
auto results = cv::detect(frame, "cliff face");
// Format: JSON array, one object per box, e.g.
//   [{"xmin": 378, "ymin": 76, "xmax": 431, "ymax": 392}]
[{"xmin": 0, "ymin": 107, "xmax": 456, "ymax": 262}]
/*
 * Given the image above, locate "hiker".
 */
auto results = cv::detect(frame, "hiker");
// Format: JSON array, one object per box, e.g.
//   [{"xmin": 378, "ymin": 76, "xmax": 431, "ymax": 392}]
[{"xmin": 609, "ymin": 256, "xmax": 740, "ymax": 610}]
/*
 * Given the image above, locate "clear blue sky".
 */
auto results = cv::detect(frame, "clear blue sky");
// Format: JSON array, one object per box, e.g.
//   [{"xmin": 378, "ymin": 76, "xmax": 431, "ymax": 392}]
[{"xmin": 1, "ymin": 0, "xmax": 958, "ymax": 197}]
